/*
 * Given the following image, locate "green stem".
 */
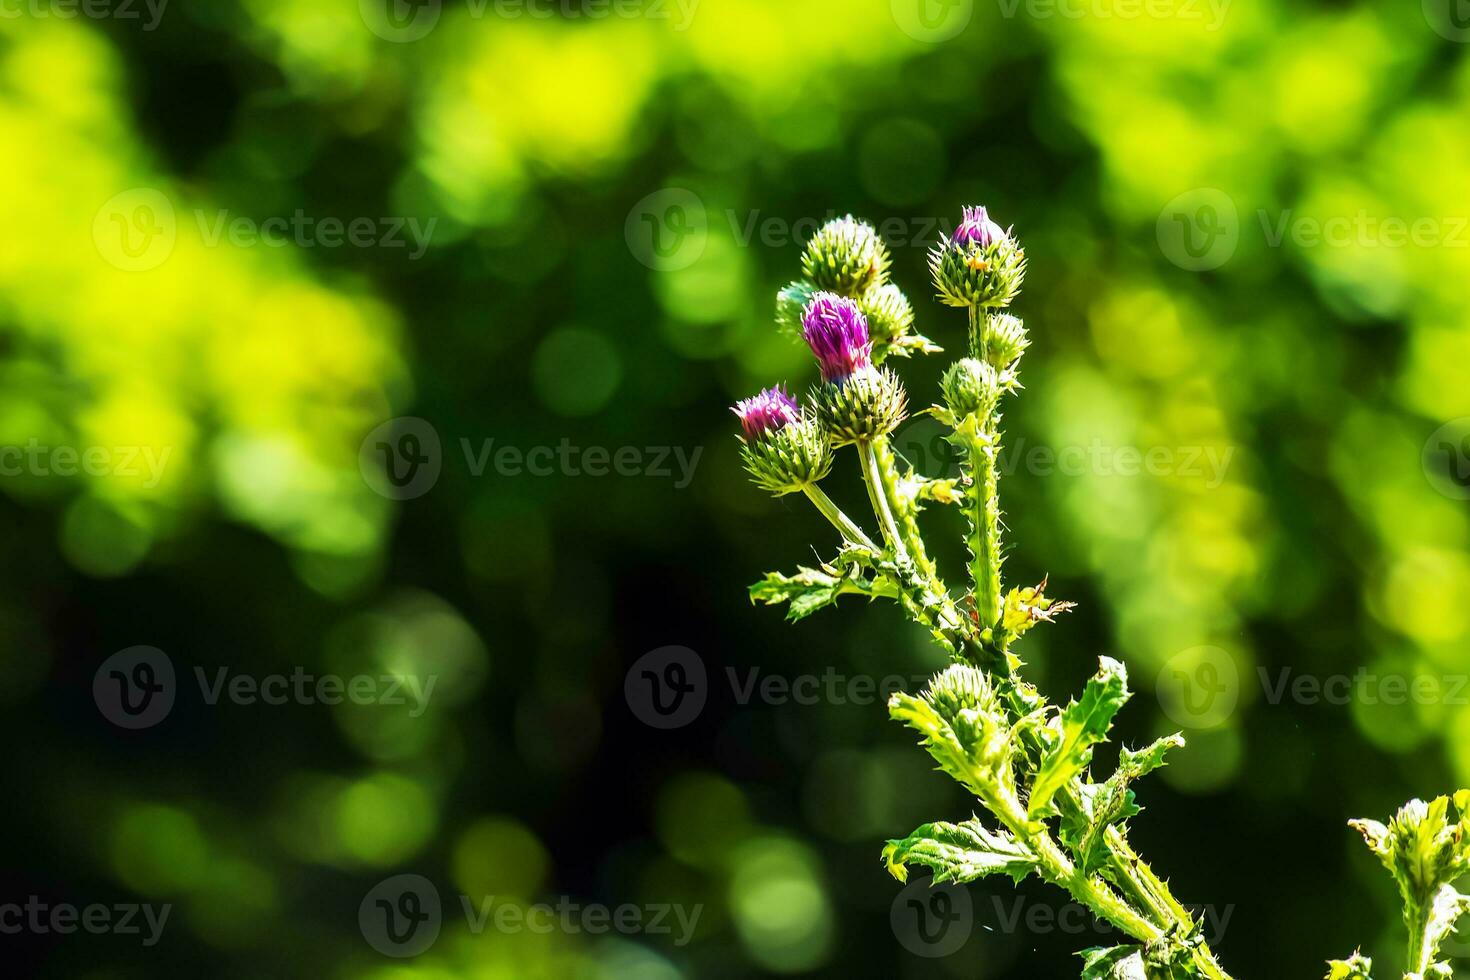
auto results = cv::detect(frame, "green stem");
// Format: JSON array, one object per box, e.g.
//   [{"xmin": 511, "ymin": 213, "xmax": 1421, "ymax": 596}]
[
  {"xmin": 870, "ymin": 437, "xmax": 938, "ymax": 580},
  {"xmin": 858, "ymin": 439, "xmax": 910, "ymax": 565},
  {"xmin": 966, "ymin": 431, "xmax": 1003, "ymax": 630},
  {"xmin": 982, "ymin": 780, "xmax": 1160, "ymax": 942},
  {"xmin": 968, "ymin": 304, "xmax": 985, "ymax": 360},
  {"xmin": 1408, "ymin": 903, "xmax": 1433, "ymax": 977},
  {"xmin": 802, "ymin": 484, "xmax": 878, "ymax": 551}
]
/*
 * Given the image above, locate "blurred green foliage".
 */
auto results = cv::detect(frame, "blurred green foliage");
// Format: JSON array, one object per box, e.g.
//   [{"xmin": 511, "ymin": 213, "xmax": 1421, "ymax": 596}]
[{"xmin": 2, "ymin": 0, "xmax": 1470, "ymax": 976}]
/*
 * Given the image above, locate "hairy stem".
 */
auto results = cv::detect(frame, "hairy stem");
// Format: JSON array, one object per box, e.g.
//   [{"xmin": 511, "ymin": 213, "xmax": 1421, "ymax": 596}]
[
  {"xmin": 965, "ymin": 432, "xmax": 1003, "ymax": 630},
  {"xmin": 802, "ymin": 484, "xmax": 878, "ymax": 551},
  {"xmin": 870, "ymin": 437, "xmax": 939, "ymax": 580},
  {"xmin": 858, "ymin": 439, "xmax": 910, "ymax": 565}
]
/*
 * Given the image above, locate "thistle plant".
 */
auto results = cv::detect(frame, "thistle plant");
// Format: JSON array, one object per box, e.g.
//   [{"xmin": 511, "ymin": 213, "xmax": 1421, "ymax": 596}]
[{"xmin": 734, "ymin": 210, "xmax": 1470, "ymax": 979}]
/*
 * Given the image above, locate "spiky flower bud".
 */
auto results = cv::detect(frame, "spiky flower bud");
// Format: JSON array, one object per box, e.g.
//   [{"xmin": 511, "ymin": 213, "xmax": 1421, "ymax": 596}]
[
  {"xmin": 982, "ymin": 313, "xmax": 1030, "ymax": 367},
  {"xmin": 941, "ymin": 358, "xmax": 1002, "ymax": 420},
  {"xmin": 775, "ymin": 280, "xmax": 818, "ymax": 339},
  {"xmin": 811, "ymin": 367, "xmax": 907, "ymax": 445},
  {"xmin": 857, "ymin": 282, "xmax": 915, "ymax": 346},
  {"xmin": 930, "ymin": 205, "xmax": 1026, "ymax": 309},
  {"xmin": 953, "ymin": 205, "xmax": 1007, "ymax": 248},
  {"xmin": 801, "ymin": 215, "xmax": 891, "ymax": 296},
  {"xmin": 733, "ymin": 386, "xmax": 833, "ymax": 495},
  {"xmin": 802, "ymin": 292, "xmax": 873, "ymax": 383},
  {"xmin": 924, "ymin": 663, "xmax": 1001, "ymax": 721},
  {"xmin": 800, "ymin": 293, "xmax": 906, "ymax": 443},
  {"xmin": 733, "ymin": 385, "xmax": 801, "ymax": 440}
]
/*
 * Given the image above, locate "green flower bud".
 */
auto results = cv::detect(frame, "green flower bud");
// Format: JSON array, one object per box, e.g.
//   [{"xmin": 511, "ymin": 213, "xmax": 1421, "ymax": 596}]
[
  {"xmin": 775, "ymin": 280, "xmax": 818, "ymax": 339},
  {"xmin": 801, "ymin": 215, "xmax": 891, "ymax": 296},
  {"xmin": 982, "ymin": 313, "xmax": 1030, "ymax": 367},
  {"xmin": 857, "ymin": 282, "xmax": 915, "ymax": 345},
  {"xmin": 941, "ymin": 358, "xmax": 1001, "ymax": 420},
  {"xmin": 739, "ymin": 417, "xmax": 834, "ymax": 495},
  {"xmin": 929, "ymin": 207, "xmax": 1026, "ymax": 309},
  {"xmin": 812, "ymin": 367, "xmax": 907, "ymax": 445}
]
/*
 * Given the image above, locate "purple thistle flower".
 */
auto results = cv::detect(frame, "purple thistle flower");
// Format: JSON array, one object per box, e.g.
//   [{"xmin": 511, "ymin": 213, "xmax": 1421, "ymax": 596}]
[
  {"xmin": 733, "ymin": 385, "xmax": 801, "ymax": 440},
  {"xmin": 953, "ymin": 205, "xmax": 1009, "ymax": 249},
  {"xmin": 802, "ymin": 292, "xmax": 873, "ymax": 383}
]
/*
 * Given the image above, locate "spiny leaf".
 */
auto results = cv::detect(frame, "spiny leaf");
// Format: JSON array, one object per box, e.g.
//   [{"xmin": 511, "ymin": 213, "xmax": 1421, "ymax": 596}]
[
  {"xmin": 882, "ymin": 818, "xmax": 1037, "ymax": 885},
  {"xmin": 1323, "ymin": 950, "xmax": 1372, "ymax": 980},
  {"xmin": 1028, "ymin": 657, "xmax": 1130, "ymax": 819},
  {"xmin": 1066, "ymin": 734, "xmax": 1185, "ymax": 874},
  {"xmin": 1349, "ymin": 793, "xmax": 1470, "ymax": 974},
  {"xmin": 1120, "ymin": 733, "xmax": 1186, "ymax": 779},
  {"xmin": 1079, "ymin": 946, "xmax": 1148, "ymax": 980},
  {"xmin": 1000, "ymin": 576, "xmax": 1078, "ymax": 640}
]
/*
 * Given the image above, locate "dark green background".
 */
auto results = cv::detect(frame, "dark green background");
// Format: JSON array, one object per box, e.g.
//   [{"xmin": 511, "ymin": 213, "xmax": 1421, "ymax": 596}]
[{"xmin": 3, "ymin": 0, "xmax": 1470, "ymax": 976}]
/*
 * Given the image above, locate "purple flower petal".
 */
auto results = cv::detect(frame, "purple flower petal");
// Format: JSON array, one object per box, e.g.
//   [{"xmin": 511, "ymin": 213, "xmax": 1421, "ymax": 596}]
[
  {"xmin": 953, "ymin": 205, "xmax": 1009, "ymax": 249},
  {"xmin": 733, "ymin": 385, "xmax": 801, "ymax": 440},
  {"xmin": 801, "ymin": 293, "xmax": 873, "ymax": 383}
]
